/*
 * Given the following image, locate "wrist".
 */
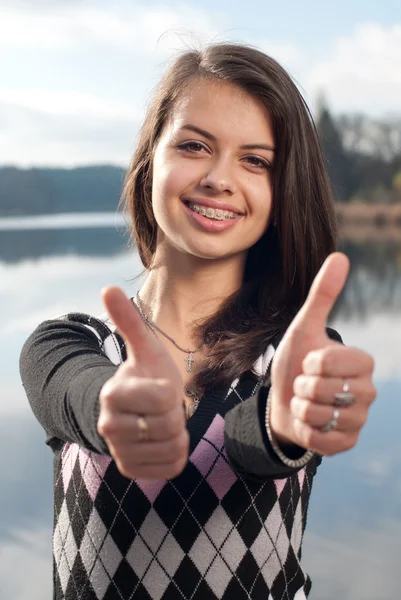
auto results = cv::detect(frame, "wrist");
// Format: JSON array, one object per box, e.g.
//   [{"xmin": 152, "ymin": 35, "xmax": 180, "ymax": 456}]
[
  {"xmin": 268, "ymin": 392, "xmax": 295, "ymax": 448},
  {"xmin": 265, "ymin": 386, "xmax": 314, "ymax": 468}
]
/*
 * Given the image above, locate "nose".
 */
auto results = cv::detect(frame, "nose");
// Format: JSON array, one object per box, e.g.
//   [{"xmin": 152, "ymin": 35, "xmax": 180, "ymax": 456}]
[{"xmin": 199, "ymin": 158, "xmax": 237, "ymax": 194}]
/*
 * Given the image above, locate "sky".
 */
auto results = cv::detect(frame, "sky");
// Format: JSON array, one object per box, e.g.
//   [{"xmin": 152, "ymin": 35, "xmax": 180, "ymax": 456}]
[{"xmin": 1, "ymin": 0, "xmax": 401, "ymax": 167}]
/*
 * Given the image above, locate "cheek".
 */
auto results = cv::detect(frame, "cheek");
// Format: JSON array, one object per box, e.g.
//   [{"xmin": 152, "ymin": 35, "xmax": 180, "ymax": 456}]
[
  {"xmin": 152, "ymin": 153, "xmax": 186, "ymax": 202},
  {"xmin": 151, "ymin": 163, "xmax": 174, "ymax": 215},
  {"xmin": 250, "ymin": 180, "xmax": 273, "ymax": 221}
]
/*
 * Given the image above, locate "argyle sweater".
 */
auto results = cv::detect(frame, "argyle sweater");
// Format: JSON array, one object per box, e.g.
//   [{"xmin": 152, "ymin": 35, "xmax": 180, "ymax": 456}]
[{"xmin": 19, "ymin": 313, "xmax": 338, "ymax": 600}]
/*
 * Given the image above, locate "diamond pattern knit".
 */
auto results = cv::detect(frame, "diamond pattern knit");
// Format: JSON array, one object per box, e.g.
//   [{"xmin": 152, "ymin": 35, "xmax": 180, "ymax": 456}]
[{"xmin": 50, "ymin": 314, "xmax": 318, "ymax": 600}]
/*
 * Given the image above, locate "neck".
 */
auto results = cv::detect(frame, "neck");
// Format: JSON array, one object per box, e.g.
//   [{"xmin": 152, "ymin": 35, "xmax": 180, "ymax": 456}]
[{"xmin": 137, "ymin": 244, "xmax": 246, "ymax": 346}]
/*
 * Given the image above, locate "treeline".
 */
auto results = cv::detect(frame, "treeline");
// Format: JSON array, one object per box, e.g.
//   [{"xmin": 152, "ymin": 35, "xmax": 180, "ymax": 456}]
[
  {"xmin": 317, "ymin": 106, "xmax": 401, "ymax": 203},
  {"xmin": 1, "ymin": 106, "xmax": 401, "ymax": 216},
  {"xmin": 0, "ymin": 165, "xmax": 125, "ymax": 216}
]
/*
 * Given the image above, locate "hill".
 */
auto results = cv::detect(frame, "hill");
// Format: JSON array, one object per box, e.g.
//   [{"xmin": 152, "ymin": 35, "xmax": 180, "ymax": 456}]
[{"xmin": 0, "ymin": 165, "xmax": 126, "ymax": 216}]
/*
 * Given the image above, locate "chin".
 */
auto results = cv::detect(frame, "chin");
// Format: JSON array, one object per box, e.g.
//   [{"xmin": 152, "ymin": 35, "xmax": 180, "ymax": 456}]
[{"xmin": 182, "ymin": 241, "xmax": 248, "ymax": 262}]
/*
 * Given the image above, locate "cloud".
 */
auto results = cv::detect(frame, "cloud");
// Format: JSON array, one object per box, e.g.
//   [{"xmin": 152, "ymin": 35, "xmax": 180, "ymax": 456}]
[
  {"xmin": 0, "ymin": 2, "xmax": 222, "ymax": 52},
  {"xmin": 307, "ymin": 22, "xmax": 401, "ymax": 115},
  {"xmin": 0, "ymin": 89, "xmax": 138, "ymax": 119},
  {"xmin": 2, "ymin": 2, "xmax": 401, "ymax": 166},
  {"xmin": 0, "ymin": 97, "xmax": 140, "ymax": 167},
  {"xmin": 0, "ymin": 1, "xmax": 224, "ymax": 166}
]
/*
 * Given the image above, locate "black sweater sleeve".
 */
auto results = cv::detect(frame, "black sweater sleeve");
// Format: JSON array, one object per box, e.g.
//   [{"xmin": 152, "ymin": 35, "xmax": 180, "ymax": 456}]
[
  {"xmin": 224, "ymin": 326, "xmax": 342, "ymax": 480},
  {"xmin": 19, "ymin": 318, "xmax": 118, "ymax": 454}
]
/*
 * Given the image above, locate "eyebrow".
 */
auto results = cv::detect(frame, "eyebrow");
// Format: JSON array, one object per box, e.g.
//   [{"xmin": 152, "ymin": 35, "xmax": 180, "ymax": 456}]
[{"xmin": 180, "ymin": 124, "xmax": 275, "ymax": 152}]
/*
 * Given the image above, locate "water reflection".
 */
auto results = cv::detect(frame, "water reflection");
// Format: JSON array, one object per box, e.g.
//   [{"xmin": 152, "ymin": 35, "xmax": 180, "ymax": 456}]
[
  {"xmin": 0, "ymin": 222, "xmax": 400, "ymax": 600},
  {"xmin": 304, "ymin": 520, "xmax": 401, "ymax": 599},
  {"xmin": 338, "ymin": 238, "xmax": 401, "ymax": 318},
  {"xmin": 1, "ymin": 225, "xmax": 129, "ymax": 263}
]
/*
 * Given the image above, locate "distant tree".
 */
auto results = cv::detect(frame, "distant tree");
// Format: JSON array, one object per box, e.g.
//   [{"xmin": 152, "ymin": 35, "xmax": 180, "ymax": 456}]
[
  {"xmin": 393, "ymin": 170, "xmax": 401, "ymax": 201},
  {"xmin": 0, "ymin": 165, "xmax": 126, "ymax": 216},
  {"xmin": 316, "ymin": 103, "xmax": 355, "ymax": 201}
]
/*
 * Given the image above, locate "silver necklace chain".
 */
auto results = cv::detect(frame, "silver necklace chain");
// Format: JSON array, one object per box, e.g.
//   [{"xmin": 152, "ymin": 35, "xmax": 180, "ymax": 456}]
[
  {"xmin": 133, "ymin": 292, "xmax": 201, "ymax": 417},
  {"xmin": 134, "ymin": 292, "xmax": 204, "ymax": 373}
]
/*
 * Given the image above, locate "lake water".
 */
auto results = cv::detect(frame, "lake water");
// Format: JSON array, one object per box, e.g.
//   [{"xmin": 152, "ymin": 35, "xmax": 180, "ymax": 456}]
[{"xmin": 0, "ymin": 214, "xmax": 400, "ymax": 599}]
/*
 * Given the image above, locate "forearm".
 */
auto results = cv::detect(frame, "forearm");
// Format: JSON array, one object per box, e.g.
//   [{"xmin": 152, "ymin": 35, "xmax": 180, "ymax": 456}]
[
  {"xmin": 224, "ymin": 383, "xmax": 317, "ymax": 480},
  {"xmin": 20, "ymin": 319, "xmax": 117, "ymax": 454}
]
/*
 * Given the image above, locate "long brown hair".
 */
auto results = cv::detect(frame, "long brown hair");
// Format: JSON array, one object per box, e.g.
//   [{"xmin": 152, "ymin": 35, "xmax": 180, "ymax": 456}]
[{"xmin": 120, "ymin": 42, "xmax": 338, "ymax": 393}]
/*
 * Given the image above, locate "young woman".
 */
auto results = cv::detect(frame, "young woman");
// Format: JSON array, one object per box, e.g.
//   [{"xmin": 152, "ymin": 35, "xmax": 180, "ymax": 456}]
[{"xmin": 20, "ymin": 43, "xmax": 376, "ymax": 600}]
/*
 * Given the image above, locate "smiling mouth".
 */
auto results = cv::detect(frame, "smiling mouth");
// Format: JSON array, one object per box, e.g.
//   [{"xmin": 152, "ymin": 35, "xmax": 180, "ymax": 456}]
[{"xmin": 185, "ymin": 201, "xmax": 240, "ymax": 221}]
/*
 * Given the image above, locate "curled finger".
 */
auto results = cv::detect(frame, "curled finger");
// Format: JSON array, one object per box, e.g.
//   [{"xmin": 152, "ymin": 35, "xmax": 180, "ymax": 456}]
[
  {"xmin": 290, "ymin": 396, "xmax": 367, "ymax": 433},
  {"xmin": 302, "ymin": 346, "xmax": 375, "ymax": 378},
  {"xmin": 111, "ymin": 430, "xmax": 190, "ymax": 466},
  {"xmin": 292, "ymin": 418, "xmax": 360, "ymax": 457},
  {"xmin": 98, "ymin": 403, "xmax": 186, "ymax": 443},
  {"xmin": 293, "ymin": 375, "xmax": 376, "ymax": 407},
  {"xmin": 100, "ymin": 376, "xmax": 179, "ymax": 415}
]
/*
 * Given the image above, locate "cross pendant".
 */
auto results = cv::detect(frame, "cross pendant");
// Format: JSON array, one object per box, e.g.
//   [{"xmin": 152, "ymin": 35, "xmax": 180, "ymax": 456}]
[{"xmin": 186, "ymin": 353, "xmax": 195, "ymax": 372}]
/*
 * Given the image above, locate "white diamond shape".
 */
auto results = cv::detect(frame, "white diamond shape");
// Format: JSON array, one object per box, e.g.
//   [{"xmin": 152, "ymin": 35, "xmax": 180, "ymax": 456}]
[
  {"xmin": 57, "ymin": 500, "xmax": 70, "ymax": 541},
  {"xmin": 157, "ymin": 533, "xmax": 185, "ymax": 577},
  {"xmin": 53, "ymin": 523, "xmax": 63, "ymax": 566},
  {"xmin": 262, "ymin": 550, "xmax": 281, "ymax": 588},
  {"xmin": 126, "ymin": 536, "xmax": 153, "ymax": 579},
  {"xmin": 90, "ymin": 559, "xmax": 110, "ymax": 600},
  {"xmin": 58, "ymin": 552, "xmax": 71, "ymax": 594},
  {"xmin": 139, "ymin": 508, "xmax": 168, "ymax": 554},
  {"xmin": 251, "ymin": 528, "xmax": 275, "ymax": 569},
  {"xmin": 80, "ymin": 508, "xmax": 107, "ymax": 576},
  {"xmin": 87, "ymin": 507, "xmax": 108, "ymax": 551},
  {"xmin": 290, "ymin": 499, "xmax": 303, "ymax": 555},
  {"xmin": 64, "ymin": 527, "xmax": 78, "ymax": 570},
  {"xmin": 142, "ymin": 560, "xmax": 171, "ymax": 600},
  {"xmin": 220, "ymin": 527, "xmax": 247, "ymax": 572},
  {"xmin": 204, "ymin": 505, "xmax": 233, "ymax": 549},
  {"xmin": 265, "ymin": 500, "xmax": 282, "ymax": 542},
  {"xmin": 205, "ymin": 555, "xmax": 232, "ymax": 598},
  {"xmin": 99, "ymin": 533, "xmax": 123, "ymax": 579},
  {"xmin": 275, "ymin": 522, "xmax": 290, "ymax": 564},
  {"xmin": 80, "ymin": 530, "xmax": 97, "ymax": 576},
  {"xmin": 251, "ymin": 524, "xmax": 290, "ymax": 589},
  {"xmin": 189, "ymin": 531, "xmax": 217, "ymax": 576}
]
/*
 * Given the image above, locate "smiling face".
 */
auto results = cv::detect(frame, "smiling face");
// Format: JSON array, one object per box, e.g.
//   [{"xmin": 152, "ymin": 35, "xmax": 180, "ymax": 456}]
[{"xmin": 151, "ymin": 78, "xmax": 275, "ymax": 264}]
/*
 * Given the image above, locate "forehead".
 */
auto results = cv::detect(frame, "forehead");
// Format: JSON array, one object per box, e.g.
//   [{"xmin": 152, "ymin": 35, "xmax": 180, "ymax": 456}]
[{"xmin": 166, "ymin": 79, "xmax": 274, "ymax": 144}]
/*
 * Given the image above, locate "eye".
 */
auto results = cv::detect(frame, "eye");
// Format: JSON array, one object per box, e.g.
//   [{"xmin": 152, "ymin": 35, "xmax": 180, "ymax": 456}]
[
  {"xmin": 178, "ymin": 141, "xmax": 209, "ymax": 153},
  {"xmin": 243, "ymin": 155, "xmax": 271, "ymax": 170}
]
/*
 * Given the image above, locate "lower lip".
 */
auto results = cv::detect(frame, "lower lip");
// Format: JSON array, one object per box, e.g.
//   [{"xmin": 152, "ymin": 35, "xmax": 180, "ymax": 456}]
[{"xmin": 182, "ymin": 203, "xmax": 243, "ymax": 233}]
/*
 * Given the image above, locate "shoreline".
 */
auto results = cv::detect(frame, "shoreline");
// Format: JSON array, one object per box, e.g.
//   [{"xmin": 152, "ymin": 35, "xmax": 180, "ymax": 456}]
[
  {"xmin": 336, "ymin": 201, "xmax": 401, "ymax": 227},
  {"xmin": 0, "ymin": 205, "xmax": 400, "ymax": 243}
]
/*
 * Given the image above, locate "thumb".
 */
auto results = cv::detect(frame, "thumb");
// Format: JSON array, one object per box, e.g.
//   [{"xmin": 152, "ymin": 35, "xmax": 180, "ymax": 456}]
[
  {"xmin": 291, "ymin": 252, "xmax": 350, "ymax": 333},
  {"xmin": 101, "ymin": 286, "xmax": 160, "ymax": 362}
]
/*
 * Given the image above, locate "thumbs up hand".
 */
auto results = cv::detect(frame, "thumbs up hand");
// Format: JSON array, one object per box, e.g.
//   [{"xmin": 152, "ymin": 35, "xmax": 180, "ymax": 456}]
[
  {"xmin": 97, "ymin": 287, "xmax": 189, "ymax": 480},
  {"xmin": 270, "ymin": 253, "xmax": 376, "ymax": 457}
]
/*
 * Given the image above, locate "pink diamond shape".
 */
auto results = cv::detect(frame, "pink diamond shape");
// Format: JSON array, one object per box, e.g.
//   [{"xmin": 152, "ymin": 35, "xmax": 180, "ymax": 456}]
[
  {"xmin": 207, "ymin": 455, "xmax": 237, "ymax": 500},
  {"xmin": 79, "ymin": 450, "xmax": 112, "ymax": 502},
  {"xmin": 135, "ymin": 479, "xmax": 166, "ymax": 504},
  {"xmin": 274, "ymin": 478, "xmax": 287, "ymax": 497},
  {"xmin": 190, "ymin": 415, "xmax": 225, "ymax": 477},
  {"xmin": 203, "ymin": 414, "xmax": 225, "ymax": 449},
  {"xmin": 298, "ymin": 467, "xmax": 306, "ymax": 490},
  {"xmin": 61, "ymin": 443, "xmax": 79, "ymax": 493},
  {"xmin": 190, "ymin": 439, "xmax": 219, "ymax": 477}
]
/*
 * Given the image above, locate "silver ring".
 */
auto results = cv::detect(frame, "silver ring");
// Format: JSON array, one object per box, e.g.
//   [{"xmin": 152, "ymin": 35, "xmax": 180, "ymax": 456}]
[
  {"xmin": 321, "ymin": 408, "xmax": 340, "ymax": 433},
  {"xmin": 333, "ymin": 379, "xmax": 356, "ymax": 407},
  {"xmin": 136, "ymin": 415, "xmax": 149, "ymax": 442}
]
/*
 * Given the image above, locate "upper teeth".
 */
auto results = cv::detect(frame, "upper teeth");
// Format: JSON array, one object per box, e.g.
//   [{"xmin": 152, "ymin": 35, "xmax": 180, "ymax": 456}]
[{"xmin": 188, "ymin": 203, "xmax": 238, "ymax": 220}]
